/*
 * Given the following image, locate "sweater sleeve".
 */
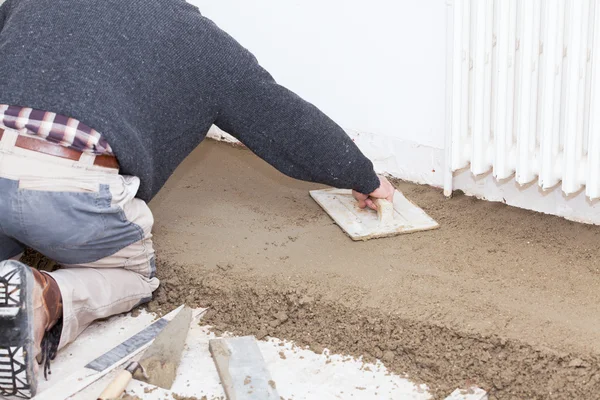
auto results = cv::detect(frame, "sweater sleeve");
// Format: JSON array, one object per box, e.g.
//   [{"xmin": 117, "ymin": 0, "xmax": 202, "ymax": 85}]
[
  {"xmin": 0, "ymin": 1, "xmax": 7, "ymax": 31},
  {"xmin": 214, "ymin": 65, "xmax": 381, "ymax": 195}
]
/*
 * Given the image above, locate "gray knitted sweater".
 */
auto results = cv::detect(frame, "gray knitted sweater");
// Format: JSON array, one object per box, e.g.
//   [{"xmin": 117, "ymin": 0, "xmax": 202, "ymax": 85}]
[{"xmin": 0, "ymin": 0, "xmax": 380, "ymax": 201}]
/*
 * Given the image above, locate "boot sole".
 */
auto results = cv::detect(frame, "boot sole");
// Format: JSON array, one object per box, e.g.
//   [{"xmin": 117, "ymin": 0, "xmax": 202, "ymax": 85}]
[{"xmin": 0, "ymin": 261, "xmax": 36, "ymax": 399}]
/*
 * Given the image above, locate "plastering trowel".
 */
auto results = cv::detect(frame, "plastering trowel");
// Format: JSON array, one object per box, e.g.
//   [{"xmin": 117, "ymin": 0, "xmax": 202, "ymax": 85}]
[
  {"xmin": 310, "ymin": 188, "xmax": 439, "ymax": 241},
  {"xmin": 97, "ymin": 306, "xmax": 193, "ymax": 399}
]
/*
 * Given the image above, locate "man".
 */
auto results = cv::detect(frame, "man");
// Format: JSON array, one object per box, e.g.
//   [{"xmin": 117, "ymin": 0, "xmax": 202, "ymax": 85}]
[{"xmin": 0, "ymin": 0, "xmax": 394, "ymax": 398}]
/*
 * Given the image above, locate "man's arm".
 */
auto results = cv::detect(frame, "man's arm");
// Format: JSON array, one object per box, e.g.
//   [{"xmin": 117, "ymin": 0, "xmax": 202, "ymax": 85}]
[
  {"xmin": 215, "ymin": 66, "xmax": 381, "ymax": 195},
  {"xmin": 0, "ymin": 0, "xmax": 7, "ymax": 31},
  {"xmin": 0, "ymin": 0, "xmax": 13, "ymax": 31}
]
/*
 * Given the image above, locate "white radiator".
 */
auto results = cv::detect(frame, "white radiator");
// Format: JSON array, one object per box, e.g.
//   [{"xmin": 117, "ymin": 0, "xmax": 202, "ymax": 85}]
[{"xmin": 448, "ymin": 0, "xmax": 600, "ymax": 199}]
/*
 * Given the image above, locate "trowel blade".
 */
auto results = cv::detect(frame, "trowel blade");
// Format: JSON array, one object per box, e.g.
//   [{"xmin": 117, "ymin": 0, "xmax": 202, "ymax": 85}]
[{"xmin": 135, "ymin": 306, "xmax": 193, "ymax": 389}]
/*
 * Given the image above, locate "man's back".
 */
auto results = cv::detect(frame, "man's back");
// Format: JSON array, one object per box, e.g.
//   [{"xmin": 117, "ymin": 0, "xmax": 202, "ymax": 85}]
[
  {"xmin": 0, "ymin": 0, "xmax": 256, "ymax": 200},
  {"xmin": 0, "ymin": 0, "xmax": 379, "ymax": 201}
]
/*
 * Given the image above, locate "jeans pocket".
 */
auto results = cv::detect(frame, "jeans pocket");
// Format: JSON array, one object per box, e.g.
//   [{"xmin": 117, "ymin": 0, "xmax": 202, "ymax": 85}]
[
  {"xmin": 17, "ymin": 184, "xmax": 111, "ymax": 250},
  {"xmin": 18, "ymin": 178, "xmax": 101, "ymax": 193}
]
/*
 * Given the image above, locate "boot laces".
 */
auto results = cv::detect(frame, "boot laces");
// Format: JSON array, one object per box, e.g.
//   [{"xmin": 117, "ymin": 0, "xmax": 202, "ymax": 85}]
[{"xmin": 38, "ymin": 318, "xmax": 62, "ymax": 380}]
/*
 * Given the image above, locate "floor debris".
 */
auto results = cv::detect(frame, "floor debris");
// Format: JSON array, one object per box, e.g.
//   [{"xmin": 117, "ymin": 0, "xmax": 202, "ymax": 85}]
[
  {"xmin": 25, "ymin": 308, "xmax": 486, "ymax": 399},
  {"xmin": 134, "ymin": 307, "xmax": 192, "ymax": 389}
]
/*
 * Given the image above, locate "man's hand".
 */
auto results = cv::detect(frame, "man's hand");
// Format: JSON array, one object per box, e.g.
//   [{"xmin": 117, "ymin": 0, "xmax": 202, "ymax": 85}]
[{"xmin": 353, "ymin": 176, "xmax": 395, "ymax": 210}]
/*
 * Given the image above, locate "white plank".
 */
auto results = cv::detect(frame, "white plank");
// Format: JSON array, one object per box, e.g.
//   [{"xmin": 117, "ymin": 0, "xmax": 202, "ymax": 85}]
[{"xmin": 209, "ymin": 336, "xmax": 279, "ymax": 400}]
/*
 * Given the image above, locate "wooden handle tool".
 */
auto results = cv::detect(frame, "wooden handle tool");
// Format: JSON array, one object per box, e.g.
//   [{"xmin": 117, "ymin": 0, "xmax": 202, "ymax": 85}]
[
  {"xmin": 97, "ymin": 361, "xmax": 146, "ymax": 400},
  {"xmin": 375, "ymin": 198, "xmax": 394, "ymax": 225}
]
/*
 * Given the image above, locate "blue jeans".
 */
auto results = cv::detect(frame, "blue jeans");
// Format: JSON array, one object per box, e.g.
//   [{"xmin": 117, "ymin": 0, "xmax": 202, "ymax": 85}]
[{"xmin": 0, "ymin": 127, "xmax": 159, "ymax": 349}]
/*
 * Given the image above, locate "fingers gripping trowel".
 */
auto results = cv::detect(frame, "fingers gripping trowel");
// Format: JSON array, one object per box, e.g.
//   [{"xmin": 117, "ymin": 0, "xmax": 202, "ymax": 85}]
[
  {"xmin": 310, "ymin": 188, "xmax": 439, "ymax": 241},
  {"xmin": 97, "ymin": 306, "xmax": 193, "ymax": 399}
]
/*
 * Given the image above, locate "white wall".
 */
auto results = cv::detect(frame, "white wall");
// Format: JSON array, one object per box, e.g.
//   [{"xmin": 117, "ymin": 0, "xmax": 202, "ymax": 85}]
[
  {"xmin": 192, "ymin": 0, "xmax": 448, "ymax": 187},
  {"xmin": 194, "ymin": 0, "xmax": 600, "ymax": 224}
]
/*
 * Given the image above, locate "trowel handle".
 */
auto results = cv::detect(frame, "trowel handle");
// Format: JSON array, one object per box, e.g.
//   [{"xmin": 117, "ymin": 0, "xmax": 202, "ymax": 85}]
[
  {"xmin": 97, "ymin": 361, "xmax": 140, "ymax": 400},
  {"xmin": 374, "ymin": 199, "xmax": 394, "ymax": 224},
  {"xmin": 97, "ymin": 370, "xmax": 132, "ymax": 400}
]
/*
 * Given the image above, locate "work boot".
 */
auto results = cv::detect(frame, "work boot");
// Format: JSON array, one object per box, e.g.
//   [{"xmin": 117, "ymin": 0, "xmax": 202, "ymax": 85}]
[{"xmin": 0, "ymin": 260, "xmax": 63, "ymax": 399}]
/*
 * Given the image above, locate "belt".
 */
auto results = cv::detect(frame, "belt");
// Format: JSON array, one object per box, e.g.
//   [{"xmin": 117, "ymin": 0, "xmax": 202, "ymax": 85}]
[{"xmin": 0, "ymin": 128, "xmax": 119, "ymax": 170}]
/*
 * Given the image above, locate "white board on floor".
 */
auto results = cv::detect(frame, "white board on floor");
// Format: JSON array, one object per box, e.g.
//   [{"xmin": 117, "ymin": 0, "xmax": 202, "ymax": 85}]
[{"xmin": 209, "ymin": 336, "xmax": 279, "ymax": 400}]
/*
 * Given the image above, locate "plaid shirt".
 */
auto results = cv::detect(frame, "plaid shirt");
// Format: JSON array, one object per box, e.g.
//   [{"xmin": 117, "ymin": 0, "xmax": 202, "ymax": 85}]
[{"xmin": 0, "ymin": 104, "xmax": 113, "ymax": 155}]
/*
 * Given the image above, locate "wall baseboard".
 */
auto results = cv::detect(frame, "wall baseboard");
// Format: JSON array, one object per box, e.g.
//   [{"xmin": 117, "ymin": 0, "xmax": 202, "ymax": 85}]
[{"xmin": 453, "ymin": 170, "xmax": 600, "ymax": 225}]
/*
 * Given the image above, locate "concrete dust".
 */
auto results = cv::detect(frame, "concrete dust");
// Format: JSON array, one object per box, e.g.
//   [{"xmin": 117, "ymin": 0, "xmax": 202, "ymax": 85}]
[
  {"xmin": 137, "ymin": 358, "xmax": 178, "ymax": 390},
  {"xmin": 148, "ymin": 262, "xmax": 600, "ymax": 399},
  {"xmin": 171, "ymin": 395, "xmax": 203, "ymax": 400},
  {"xmin": 121, "ymin": 395, "xmax": 142, "ymax": 400},
  {"xmin": 135, "ymin": 307, "xmax": 192, "ymax": 389}
]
